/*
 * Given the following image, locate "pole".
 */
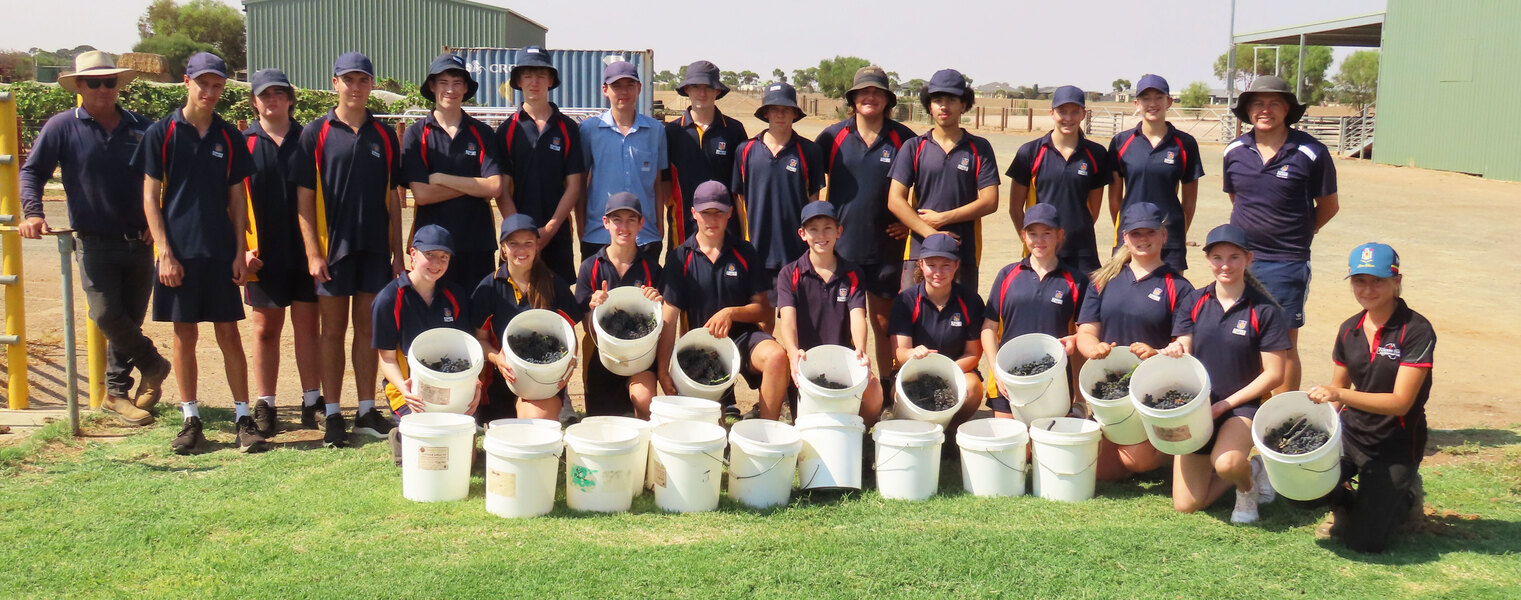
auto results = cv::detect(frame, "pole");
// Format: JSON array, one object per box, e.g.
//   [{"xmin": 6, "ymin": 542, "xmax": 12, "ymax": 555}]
[
  {"xmin": 1226, "ymin": 0, "xmax": 1238, "ymax": 136},
  {"xmin": 1296, "ymin": 34, "xmax": 1308, "ymax": 98},
  {"xmin": 0, "ymin": 91, "xmax": 28, "ymax": 409},
  {"xmin": 54, "ymin": 231, "xmax": 79, "ymax": 436}
]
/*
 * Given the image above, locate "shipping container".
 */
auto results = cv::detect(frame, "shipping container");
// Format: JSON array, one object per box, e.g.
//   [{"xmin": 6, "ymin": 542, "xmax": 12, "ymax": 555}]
[{"xmin": 446, "ymin": 47, "xmax": 655, "ymax": 115}]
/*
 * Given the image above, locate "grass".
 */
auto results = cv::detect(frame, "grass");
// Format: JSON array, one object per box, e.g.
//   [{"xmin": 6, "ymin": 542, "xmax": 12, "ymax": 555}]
[{"xmin": 2, "ymin": 408, "xmax": 1518, "ymax": 599}]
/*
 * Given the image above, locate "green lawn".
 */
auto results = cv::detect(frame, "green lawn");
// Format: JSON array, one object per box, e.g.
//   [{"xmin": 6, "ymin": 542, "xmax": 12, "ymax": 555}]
[{"xmin": 2, "ymin": 410, "xmax": 1518, "ymax": 599}]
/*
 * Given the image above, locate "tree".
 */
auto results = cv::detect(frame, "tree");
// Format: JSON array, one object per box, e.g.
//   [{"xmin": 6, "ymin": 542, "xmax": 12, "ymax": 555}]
[
  {"xmin": 1112, "ymin": 78, "xmax": 1131, "ymax": 94},
  {"xmin": 135, "ymin": 0, "xmax": 246, "ymax": 76},
  {"xmin": 1331, "ymin": 50, "xmax": 1379, "ymax": 110},
  {"xmin": 814, "ymin": 56, "xmax": 870, "ymax": 98},
  {"xmin": 772, "ymin": 68, "xmax": 786, "ymax": 84},
  {"xmin": 134, "ymin": 34, "xmax": 215, "ymax": 79},
  {"xmin": 791, "ymin": 67, "xmax": 817, "ymax": 93},
  {"xmin": 654, "ymin": 69, "xmax": 676, "ymax": 86},
  {"xmin": 738, "ymin": 70, "xmax": 759, "ymax": 87},
  {"xmin": 900, "ymin": 78, "xmax": 925, "ymax": 96},
  {"xmin": 0, "ymin": 51, "xmax": 35, "ymax": 82},
  {"xmin": 1180, "ymin": 81, "xmax": 1211, "ymax": 108},
  {"xmin": 719, "ymin": 70, "xmax": 739, "ymax": 88},
  {"xmin": 1213, "ymin": 44, "xmax": 1333, "ymax": 104}
]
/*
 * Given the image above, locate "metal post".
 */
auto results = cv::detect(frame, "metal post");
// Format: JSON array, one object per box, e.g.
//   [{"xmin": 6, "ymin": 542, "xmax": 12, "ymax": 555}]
[
  {"xmin": 1226, "ymin": 0, "xmax": 1237, "ymax": 107},
  {"xmin": 1296, "ymin": 35, "xmax": 1308, "ymax": 98},
  {"xmin": 1026, "ymin": 108, "xmax": 1032, "ymax": 132},
  {"xmin": 54, "ymin": 231, "xmax": 79, "ymax": 436},
  {"xmin": 0, "ymin": 91, "xmax": 28, "ymax": 409}
]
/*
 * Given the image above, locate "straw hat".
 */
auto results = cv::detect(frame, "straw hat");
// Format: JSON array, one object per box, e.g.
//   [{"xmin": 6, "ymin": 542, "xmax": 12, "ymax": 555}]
[{"xmin": 57, "ymin": 51, "xmax": 138, "ymax": 94}]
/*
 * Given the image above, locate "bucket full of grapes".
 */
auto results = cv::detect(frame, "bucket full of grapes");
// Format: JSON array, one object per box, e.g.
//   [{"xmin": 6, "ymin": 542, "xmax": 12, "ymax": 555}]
[
  {"xmin": 1128, "ymin": 354, "xmax": 1213, "ymax": 455},
  {"xmin": 591, "ymin": 287, "xmax": 664, "ymax": 376},
  {"xmin": 405, "ymin": 327, "xmax": 485, "ymax": 413},
  {"xmin": 1251, "ymin": 391, "xmax": 1343, "ymax": 501},
  {"xmin": 992, "ymin": 333, "xmax": 1070, "ymax": 423}
]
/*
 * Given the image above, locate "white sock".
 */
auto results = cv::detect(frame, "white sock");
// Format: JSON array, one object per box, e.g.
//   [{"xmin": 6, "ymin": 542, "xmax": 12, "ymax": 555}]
[
  {"xmin": 324, "ymin": 402, "xmax": 341, "ymax": 417},
  {"xmin": 234, "ymin": 402, "xmax": 250, "ymax": 420},
  {"xmin": 358, "ymin": 399, "xmax": 375, "ymax": 416},
  {"xmin": 181, "ymin": 401, "xmax": 200, "ymax": 420},
  {"xmin": 302, "ymin": 389, "xmax": 320, "ymax": 406},
  {"xmin": 259, "ymin": 395, "xmax": 276, "ymax": 408}
]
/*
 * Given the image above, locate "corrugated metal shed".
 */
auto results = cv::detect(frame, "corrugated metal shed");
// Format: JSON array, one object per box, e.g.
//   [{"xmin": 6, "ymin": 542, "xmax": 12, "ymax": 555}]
[
  {"xmin": 243, "ymin": 0, "xmax": 547, "ymax": 90},
  {"xmin": 1376, "ymin": 0, "xmax": 1521, "ymax": 182},
  {"xmin": 447, "ymin": 47, "xmax": 655, "ymax": 114}
]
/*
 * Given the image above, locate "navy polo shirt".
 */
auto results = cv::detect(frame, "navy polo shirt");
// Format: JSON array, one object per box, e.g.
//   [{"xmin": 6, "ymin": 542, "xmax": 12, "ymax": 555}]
[
  {"xmin": 889, "ymin": 282, "xmax": 986, "ymax": 358},
  {"xmin": 731, "ymin": 132, "xmax": 826, "ymax": 269},
  {"xmin": 663, "ymin": 236, "xmax": 770, "ymax": 341},
  {"xmin": 665, "ymin": 108, "xmax": 748, "ymax": 242},
  {"xmin": 1222, "ymin": 129, "xmax": 1337, "ymax": 262},
  {"xmin": 1007, "ymin": 133, "xmax": 1109, "ymax": 264},
  {"xmin": 134, "ymin": 109, "xmax": 256, "ymax": 260},
  {"xmin": 815, "ymin": 117, "xmax": 917, "ymax": 265},
  {"xmin": 887, "ymin": 131, "xmax": 1000, "ymax": 275},
  {"xmin": 469, "ymin": 264, "xmax": 583, "ymax": 345},
  {"xmin": 243, "ymin": 120, "xmax": 305, "ymax": 275},
  {"xmin": 402, "ymin": 113, "xmax": 502, "ymax": 253},
  {"xmin": 1107, "ymin": 124, "xmax": 1204, "ymax": 254},
  {"xmin": 776, "ymin": 254, "xmax": 867, "ymax": 349},
  {"xmin": 291, "ymin": 110, "xmax": 402, "ymax": 263},
  {"xmin": 498, "ymin": 104, "xmax": 586, "ymax": 225},
  {"xmin": 1172, "ymin": 283, "xmax": 1291, "ymax": 404},
  {"xmin": 1331, "ymin": 299, "xmax": 1436, "ymax": 465},
  {"xmin": 1076, "ymin": 264, "xmax": 1194, "ymax": 348},
  {"xmin": 20, "ymin": 106, "xmax": 150, "ymax": 235},
  {"xmin": 371, "ymin": 274, "xmax": 472, "ymax": 355},
  {"xmin": 983, "ymin": 259, "xmax": 1089, "ymax": 346},
  {"xmin": 574, "ymin": 247, "xmax": 665, "ymax": 313}
]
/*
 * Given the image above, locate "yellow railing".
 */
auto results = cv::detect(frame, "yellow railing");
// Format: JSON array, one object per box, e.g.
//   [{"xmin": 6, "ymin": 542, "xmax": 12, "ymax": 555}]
[{"xmin": 0, "ymin": 91, "xmax": 28, "ymax": 409}]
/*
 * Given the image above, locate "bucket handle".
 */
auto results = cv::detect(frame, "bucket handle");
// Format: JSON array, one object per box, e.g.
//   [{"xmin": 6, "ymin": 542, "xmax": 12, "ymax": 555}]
[
  {"xmin": 733, "ymin": 454, "xmax": 790, "ymax": 480},
  {"xmin": 874, "ymin": 445, "xmax": 936, "ymax": 473},
  {"xmin": 1008, "ymin": 377, "xmax": 1057, "ymax": 408},
  {"xmin": 604, "ymin": 341, "xmax": 659, "ymax": 365},
  {"xmin": 966, "ymin": 447, "xmax": 1027, "ymax": 474},
  {"xmin": 1291, "ymin": 460, "xmax": 1341, "ymax": 474},
  {"xmin": 522, "ymin": 363, "xmax": 573, "ymax": 387},
  {"xmin": 1033, "ymin": 456, "xmax": 1100, "ymax": 476},
  {"xmin": 1098, "ymin": 409, "xmax": 1137, "ymax": 428}
]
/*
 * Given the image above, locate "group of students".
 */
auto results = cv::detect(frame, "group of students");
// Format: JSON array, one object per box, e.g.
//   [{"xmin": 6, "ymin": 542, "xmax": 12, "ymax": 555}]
[{"xmin": 17, "ymin": 48, "xmax": 1430, "ymax": 554}]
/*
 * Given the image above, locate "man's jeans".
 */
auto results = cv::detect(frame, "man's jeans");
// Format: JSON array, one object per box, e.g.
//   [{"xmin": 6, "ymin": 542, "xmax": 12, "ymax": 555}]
[{"xmin": 77, "ymin": 236, "xmax": 164, "ymax": 397}]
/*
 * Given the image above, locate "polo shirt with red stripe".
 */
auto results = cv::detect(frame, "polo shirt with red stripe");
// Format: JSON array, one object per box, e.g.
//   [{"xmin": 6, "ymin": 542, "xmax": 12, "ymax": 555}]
[
  {"xmin": 662, "ymin": 235, "xmax": 769, "ymax": 342},
  {"xmin": 1331, "ymin": 298, "xmax": 1436, "ymax": 465},
  {"xmin": 814, "ymin": 116, "xmax": 917, "ymax": 265},
  {"xmin": 886, "ymin": 129, "xmax": 1000, "ymax": 289},
  {"xmin": 731, "ymin": 131, "xmax": 826, "ymax": 269},
  {"xmin": 1171, "ymin": 283, "xmax": 1291, "ymax": 404},
  {"xmin": 665, "ymin": 107, "xmax": 748, "ymax": 243},
  {"xmin": 401, "ymin": 112, "xmax": 502, "ymax": 253},
  {"xmin": 134, "ymin": 108, "xmax": 255, "ymax": 260},
  {"xmin": 370, "ymin": 273, "xmax": 471, "ymax": 355},
  {"xmin": 983, "ymin": 258, "xmax": 1089, "ymax": 347},
  {"xmin": 1107, "ymin": 124, "xmax": 1203, "ymax": 260},
  {"xmin": 243, "ymin": 120, "xmax": 305, "ymax": 275},
  {"xmin": 469, "ymin": 263, "xmax": 583, "ymax": 346},
  {"xmin": 1007, "ymin": 132, "xmax": 1110, "ymax": 264},
  {"xmin": 573, "ymin": 247, "xmax": 665, "ymax": 313},
  {"xmin": 497, "ymin": 103, "xmax": 586, "ymax": 230},
  {"xmin": 291, "ymin": 110, "xmax": 401, "ymax": 263},
  {"xmin": 776, "ymin": 253, "xmax": 866, "ymax": 349},
  {"xmin": 1076, "ymin": 263, "xmax": 1194, "ymax": 348},
  {"xmin": 889, "ymin": 282, "xmax": 985, "ymax": 359}
]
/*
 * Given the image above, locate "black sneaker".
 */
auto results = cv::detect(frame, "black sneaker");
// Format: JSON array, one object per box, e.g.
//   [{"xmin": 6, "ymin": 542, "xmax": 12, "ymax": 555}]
[
  {"xmin": 253, "ymin": 402, "xmax": 277, "ymax": 439},
  {"xmin": 171, "ymin": 417, "xmax": 205, "ymax": 455},
  {"xmin": 236, "ymin": 416, "xmax": 271, "ymax": 454},
  {"xmin": 352, "ymin": 409, "xmax": 393, "ymax": 439},
  {"xmin": 323, "ymin": 413, "xmax": 348, "ymax": 448},
  {"xmin": 300, "ymin": 397, "xmax": 324, "ymax": 430}
]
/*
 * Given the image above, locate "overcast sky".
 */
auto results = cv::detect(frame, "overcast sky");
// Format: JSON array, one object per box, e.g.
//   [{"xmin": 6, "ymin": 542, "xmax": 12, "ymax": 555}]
[{"xmin": 2, "ymin": 0, "xmax": 1385, "ymax": 90}]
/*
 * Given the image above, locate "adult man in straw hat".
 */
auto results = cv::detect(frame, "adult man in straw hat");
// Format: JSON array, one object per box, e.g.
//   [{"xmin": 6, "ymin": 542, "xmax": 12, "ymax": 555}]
[
  {"xmin": 20, "ymin": 50, "xmax": 167, "ymax": 427},
  {"xmin": 1221, "ymin": 75, "xmax": 1339, "ymax": 395}
]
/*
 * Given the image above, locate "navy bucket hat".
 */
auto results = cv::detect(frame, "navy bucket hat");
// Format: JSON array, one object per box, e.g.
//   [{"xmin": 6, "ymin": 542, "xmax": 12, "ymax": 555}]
[
  {"xmin": 677, "ymin": 60, "xmax": 730, "ymax": 99},
  {"xmin": 755, "ymin": 82, "xmax": 804, "ymax": 122},
  {"xmin": 510, "ymin": 46, "xmax": 559, "ymax": 90},
  {"xmin": 421, "ymin": 53, "xmax": 478, "ymax": 102}
]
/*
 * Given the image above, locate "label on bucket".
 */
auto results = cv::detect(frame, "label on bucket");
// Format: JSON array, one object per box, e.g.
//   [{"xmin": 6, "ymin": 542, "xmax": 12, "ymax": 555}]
[
  {"xmin": 487, "ymin": 468, "xmax": 516, "ymax": 498},
  {"xmin": 571, "ymin": 465, "xmax": 627, "ymax": 492},
  {"xmin": 651, "ymin": 457, "xmax": 668, "ymax": 488},
  {"xmin": 416, "ymin": 445, "xmax": 450, "ymax": 470},
  {"xmin": 1152, "ymin": 424, "xmax": 1193, "ymax": 442},
  {"xmin": 417, "ymin": 381, "xmax": 450, "ymax": 406}
]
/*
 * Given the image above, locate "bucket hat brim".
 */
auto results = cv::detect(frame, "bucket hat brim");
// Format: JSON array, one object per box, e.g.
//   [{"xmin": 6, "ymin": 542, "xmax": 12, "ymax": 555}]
[
  {"xmin": 421, "ymin": 71, "xmax": 480, "ymax": 103},
  {"xmin": 1232, "ymin": 77, "xmax": 1308, "ymax": 125},
  {"xmin": 845, "ymin": 82, "xmax": 896, "ymax": 111},
  {"xmin": 58, "ymin": 68, "xmax": 137, "ymax": 94},
  {"xmin": 754, "ymin": 105, "xmax": 805, "ymax": 123}
]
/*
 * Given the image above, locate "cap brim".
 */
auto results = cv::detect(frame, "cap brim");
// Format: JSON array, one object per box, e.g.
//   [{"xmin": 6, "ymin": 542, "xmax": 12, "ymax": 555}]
[
  {"xmin": 918, "ymin": 252, "xmax": 960, "ymax": 261},
  {"xmin": 1122, "ymin": 221, "xmax": 1164, "ymax": 233},
  {"xmin": 251, "ymin": 81, "xmax": 294, "ymax": 96},
  {"xmin": 692, "ymin": 202, "xmax": 732, "ymax": 212},
  {"xmin": 185, "ymin": 69, "xmax": 228, "ymax": 80},
  {"xmin": 411, "ymin": 244, "xmax": 454, "ymax": 256}
]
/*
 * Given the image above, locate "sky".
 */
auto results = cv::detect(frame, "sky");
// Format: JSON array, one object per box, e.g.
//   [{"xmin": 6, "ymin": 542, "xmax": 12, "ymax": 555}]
[{"xmin": 2, "ymin": 0, "xmax": 1386, "ymax": 90}]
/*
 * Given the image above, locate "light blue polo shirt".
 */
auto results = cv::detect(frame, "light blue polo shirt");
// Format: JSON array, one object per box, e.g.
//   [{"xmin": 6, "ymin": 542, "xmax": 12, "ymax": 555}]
[{"xmin": 581, "ymin": 110, "xmax": 668, "ymax": 245}]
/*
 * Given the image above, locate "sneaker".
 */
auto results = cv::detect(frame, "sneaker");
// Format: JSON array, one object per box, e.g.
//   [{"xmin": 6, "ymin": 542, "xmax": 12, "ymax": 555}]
[
  {"xmin": 300, "ymin": 397, "xmax": 324, "ymax": 430},
  {"xmin": 253, "ymin": 402, "xmax": 277, "ymax": 439},
  {"xmin": 558, "ymin": 400, "xmax": 581, "ymax": 427},
  {"xmin": 388, "ymin": 427, "xmax": 403, "ymax": 467},
  {"xmin": 133, "ymin": 359, "xmax": 171, "ymax": 410},
  {"xmin": 1251, "ymin": 455, "xmax": 1276, "ymax": 505},
  {"xmin": 102, "ymin": 394, "xmax": 155, "ymax": 426},
  {"xmin": 353, "ymin": 409, "xmax": 394, "ymax": 439},
  {"xmin": 236, "ymin": 416, "xmax": 271, "ymax": 454},
  {"xmin": 322, "ymin": 413, "xmax": 348, "ymax": 448},
  {"xmin": 1231, "ymin": 485, "xmax": 1261, "ymax": 524},
  {"xmin": 171, "ymin": 417, "xmax": 205, "ymax": 455}
]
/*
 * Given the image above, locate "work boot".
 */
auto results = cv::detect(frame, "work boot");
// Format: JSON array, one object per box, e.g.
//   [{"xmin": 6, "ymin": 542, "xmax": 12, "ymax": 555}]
[
  {"xmin": 1315, "ymin": 507, "xmax": 1345, "ymax": 541},
  {"xmin": 300, "ymin": 396, "xmax": 324, "ymax": 430},
  {"xmin": 171, "ymin": 417, "xmax": 205, "ymax": 455},
  {"xmin": 236, "ymin": 416, "xmax": 271, "ymax": 454},
  {"xmin": 102, "ymin": 394, "xmax": 155, "ymax": 426},
  {"xmin": 133, "ymin": 359, "xmax": 171, "ymax": 410}
]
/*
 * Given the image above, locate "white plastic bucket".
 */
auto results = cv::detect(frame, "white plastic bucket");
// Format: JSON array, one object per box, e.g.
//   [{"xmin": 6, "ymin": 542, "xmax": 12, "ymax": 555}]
[
  {"xmin": 796, "ymin": 344, "xmax": 868, "ymax": 417},
  {"xmin": 873, "ymin": 420, "xmax": 944, "ymax": 501},
  {"xmin": 398, "ymin": 412, "xmax": 477, "ymax": 503},
  {"xmin": 562, "ymin": 421, "xmax": 641, "ymax": 513},
  {"xmin": 1078, "ymin": 351, "xmax": 1148, "ymax": 445},
  {"xmin": 646, "ymin": 395, "xmax": 722, "ymax": 490},
  {"xmin": 405, "ymin": 327, "xmax": 485, "ymax": 414},
  {"xmin": 649, "ymin": 421, "xmax": 728, "ymax": 513},
  {"xmin": 1251, "ymin": 391, "xmax": 1344, "ymax": 501},
  {"xmin": 501, "ymin": 308, "xmax": 578, "ymax": 400},
  {"xmin": 581, "ymin": 416, "xmax": 652, "ymax": 500},
  {"xmin": 591, "ymin": 287, "xmax": 664, "ymax": 376},
  {"xmin": 893, "ymin": 354, "xmax": 966, "ymax": 426},
  {"xmin": 1129, "ymin": 354, "xmax": 1214, "ymax": 455},
  {"xmin": 957, "ymin": 418, "xmax": 1030, "ymax": 497},
  {"xmin": 1028, "ymin": 417, "xmax": 1103, "ymax": 502},
  {"xmin": 486, "ymin": 418, "xmax": 561, "ymax": 432},
  {"xmin": 669, "ymin": 329, "xmax": 742, "ymax": 401},
  {"xmin": 794, "ymin": 412, "xmax": 866, "ymax": 490},
  {"xmin": 727, "ymin": 420, "xmax": 804, "ymax": 509},
  {"xmin": 992, "ymin": 333, "xmax": 1071, "ymax": 423},
  {"xmin": 482, "ymin": 423, "xmax": 563, "ymax": 518}
]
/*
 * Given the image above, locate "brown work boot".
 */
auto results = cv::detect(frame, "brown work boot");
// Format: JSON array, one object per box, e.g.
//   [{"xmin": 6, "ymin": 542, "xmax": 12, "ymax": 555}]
[
  {"xmin": 102, "ymin": 394, "xmax": 155, "ymax": 426},
  {"xmin": 1314, "ymin": 508, "xmax": 1344, "ymax": 541},
  {"xmin": 134, "ymin": 360, "xmax": 171, "ymax": 409}
]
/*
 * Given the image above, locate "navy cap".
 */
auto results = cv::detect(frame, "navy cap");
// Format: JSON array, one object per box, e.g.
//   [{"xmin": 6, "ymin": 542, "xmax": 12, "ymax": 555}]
[
  {"xmin": 421, "ymin": 53, "xmax": 478, "ymax": 102},
  {"xmin": 510, "ymin": 46, "xmax": 559, "ymax": 90},
  {"xmin": 800, "ymin": 202, "xmax": 838, "ymax": 226},
  {"xmin": 691, "ymin": 180, "xmax": 732, "ymax": 212},
  {"xmin": 677, "ymin": 60, "xmax": 729, "ymax": 99},
  {"xmin": 185, "ymin": 53, "xmax": 228, "ymax": 79},
  {"xmin": 249, "ymin": 68, "xmax": 293, "ymax": 96},
  {"xmin": 919, "ymin": 233, "xmax": 960, "ymax": 261},
  {"xmin": 333, "ymin": 52, "xmax": 374, "ymax": 77},
  {"xmin": 1021, "ymin": 203, "xmax": 1061, "ymax": 230},
  {"xmin": 1120, "ymin": 202, "xmax": 1166, "ymax": 234},
  {"xmin": 921, "ymin": 69, "xmax": 974, "ymax": 109},
  {"xmin": 1202, "ymin": 223, "xmax": 1250, "ymax": 253},
  {"xmin": 1136, "ymin": 74, "xmax": 1170, "ymax": 95},
  {"xmin": 1347, "ymin": 242, "xmax": 1400, "ymax": 278},
  {"xmin": 1051, "ymin": 85, "xmax": 1085, "ymax": 108},
  {"xmin": 755, "ymin": 82, "xmax": 804, "ymax": 122},
  {"xmin": 411, "ymin": 224, "xmax": 455, "ymax": 256},
  {"xmin": 602, "ymin": 61, "xmax": 639, "ymax": 85},
  {"xmin": 603, "ymin": 192, "xmax": 642, "ymax": 217},
  {"xmin": 499, "ymin": 214, "xmax": 538, "ymax": 242}
]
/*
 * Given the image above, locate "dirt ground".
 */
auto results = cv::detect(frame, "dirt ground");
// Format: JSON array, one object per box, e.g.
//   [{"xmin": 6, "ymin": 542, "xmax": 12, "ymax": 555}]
[{"xmin": 3, "ymin": 96, "xmax": 1517, "ymax": 438}]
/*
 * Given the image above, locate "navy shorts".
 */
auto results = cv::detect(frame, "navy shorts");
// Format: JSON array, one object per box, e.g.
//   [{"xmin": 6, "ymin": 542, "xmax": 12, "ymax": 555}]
[
  {"xmin": 244, "ymin": 266, "xmax": 317, "ymax": 309},
  {"xmin": 1252, "ymin": 259, "xmax": 1310, "ymax": 328},
  {"xmin": 733, "ymin": 328, "xmax": 777, "ymax": 390},
  {"xmin": 317, "ymin": 251, "xmax": 392, "ymax": 297},
  {"xmin": 1191, "ymin": 401, "xmax": 1259, "ymax": 455},
  {"xmin": 153, "ymin": 257, "xmax": 245, "ymax": 323},
  {"xmin": 582, "ymin": 349, "xmax": 651, "ymax": 417},
  {"xmin": 860, "ymin": 260, "xmax": 904, "ymax": 299}
]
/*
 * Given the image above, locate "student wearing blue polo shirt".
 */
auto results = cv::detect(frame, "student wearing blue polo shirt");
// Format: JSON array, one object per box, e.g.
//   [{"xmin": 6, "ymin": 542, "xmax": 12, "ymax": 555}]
[
  {"xmin": 980, "ymin": 204, "xmax": 1088, "ymax": 419},
  {"xmin": 497, "ymin": 46, "xmax": 586, "ymax": 278},
  {"xmin": 1106, "ymin": 75, "xmax": 1203, "ymax": 272},
  {"xmin": 888, "ymin": 69, "xmax": 1000, "ymax": 292},
  {"xmin": 1223, "ymin": 75, "xmax": 1339, "ymax": 396},
  {"xmin": 577, "ymin": 193, "xmax": 664, "ymax": 419},
  {"xmin": 657, "ymin": 181, "xmax": 789, "ymax": 421},
  {"xmin": 1007, "ymin": 86, "xmax": 1109, "ymax": 274},
  {"xmin": 136, "ymin": 53, "xmax": 259, "ymax": 455},
  {"xmin": 374, "ymin": 225, "xmax": 479, "ymax": 418},
  {"xmin": 816, "ymin": 66, "xmax": 917, "ymax": 378},
  {"xmin": 581, "ymin": 61, "xmax": 668, "ymax": 264},
  {"xmin": 294, "ymin": 52, "xmax": 405, "ymax": 448},
  {"xmin": 403, "ymin": 53, "xmax": 502, "ymax": 291},
  {"xmin": 775, "ymin": 202, "xmax": 885, "ymax": 426},
  {"xmin": 733, "ymin": 82, "xmax": 825, "ymax": 305},
  {"xmin": 1307, "ymin": 243, "xmax": 1435, "ymax": 554},
  {"xmin": 666, "ymin": 60, "xmax": 748, "ymax": 246},
  {"xmin": 1076, "ymin": 202, "xmax": 1195, "ymax": 479},
  {"xmin": 241, "ymin": 68, "xmax": 321, "ymax": 437},
  {"xmin": 1161, "ymin": 224, "xmax": 1289, "ymax": 524},
  {"xmin": 889, "ymin": 233, "xmax": 987, "ymax": 429}
]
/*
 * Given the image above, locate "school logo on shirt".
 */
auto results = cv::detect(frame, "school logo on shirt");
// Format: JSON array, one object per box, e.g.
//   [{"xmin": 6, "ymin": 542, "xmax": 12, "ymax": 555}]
[
  {"xmin": 1232, "ymin": 319, "xmax": 1248, "ymax": 336},
  {"xmin": 1051, "ymin": 290, "xmax": 1064, "ymax": 305},
  {"xmin": 465, "ymin": 143, "xmax": 478, "ymax": 157},
  {"xmin": 1078, "ymin": 161, "xmax": 1089, "ymax": 176},
  {"xmin": 443, "ymin": 308, "xmax": 455, "ymax": 323},
  {"xmin": 1377, "ymin": 343, "xmax": 1402, "ymax": 360},
  {"xmin": 724, "ymin": 264, "xmax": 739, "ymax": 277},
  {"xmin": 957, "ymin": 157, "xmax": 970, "ymax": 171},
  {"xmin": 786, "ymin": 158, "xmax": 799, "ymax": 173},
  {"xmin": 880, "ymin": 149, "xmax": 892, "ymax": 163},
  {"xmin": 950, "ymin": 313, "xmax": 963, "ymax": 327},
  {"xmin": 1276, "ymin": 165, "xmax": 1290, "ymax": 179},
  {"xmin": 1164, "ymin": 151, "xmax": 1176, "ymax": 165},
  {"xmin": 370, "ymin": 143, "xmax": 382, "ymax": 158},
  {"xmin": 642, "ymin": 160, "xmax": 652, "ymax": 172},
  {"xmin": 211, "ymin": 143, "xmax": 225, "ymax": 159},
  {"xmin": 549, "ymin": 137, "xmax": 562, "ymax": 152},
  {"xmin": 716, "ymin": 140, "xmax": 727, "ymax": 155},
  {"xmin": 1148, "ymin": 287, "xmax": 1163, "ymax": 302},
  {"xmin": 837, "ymin": 287, "xmax": 848, "ymax": 303}
]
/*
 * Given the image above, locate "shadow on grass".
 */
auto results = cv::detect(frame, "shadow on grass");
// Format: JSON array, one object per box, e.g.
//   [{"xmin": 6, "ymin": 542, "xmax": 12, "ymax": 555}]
[
  {"xmin": 1426, "ymin": 428, "xmax": 1521, "ymax": 457},
  {"xmin": 1317, "ymin": 515, "xmax": 1521, "ymax": 565}
]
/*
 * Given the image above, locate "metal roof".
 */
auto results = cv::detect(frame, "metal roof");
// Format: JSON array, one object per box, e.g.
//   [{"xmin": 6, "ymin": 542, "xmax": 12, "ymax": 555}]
[{"xmin": 1233, "ymin": 12, "xmax": 1385, "ymax": 47}]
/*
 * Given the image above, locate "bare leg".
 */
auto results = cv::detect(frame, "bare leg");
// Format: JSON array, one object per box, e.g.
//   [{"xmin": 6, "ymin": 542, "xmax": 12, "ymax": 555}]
[
  {"xmin": 1277, "ymin": 328, "xmax": 1301, "ymax": 395},
  {"xmin": 290, "ymin": 300, "xmax": 321, "ymax": 392},
  {"xmin": 350, "ymin": 292, "xmax": 379, "ymax": 405},
  {"xmin": 317, "ymin": 296, "xmax": 351, "ymax": 404},
  {"xmin": 628, "ymin": 372, "xmax": 657, "ymax": 420},
  {"xmin": 751, "ymin": 339, "xmax": 789, "ymax": 420},
  {"xmin": 517, "ymin": 396, "xmax": 561, "ymax": 420},
  {"xmin": 947, "ymin": 372, "xmax": 984, "ymax": 433},
  {"xmin": 250, "ymin": 306, "xmax": 284, "ymax": 397},
  {"xmin": 172, "ymin": 323, "xmax": 199, "ymax": 403},
  {"xmin": 859, "ymin": 375, "xmax": 884, "ymax": 427},
  {"xmin": 867, "ymin": 294, "xmax": 895, "ymax": 376},
  {"xmin": 1173, "ymin": 417, "xmax": 1255, "ymax": 512},
  {"xmin": 213, "ymin": 321, "xmax": 249, "ymax": 406}
]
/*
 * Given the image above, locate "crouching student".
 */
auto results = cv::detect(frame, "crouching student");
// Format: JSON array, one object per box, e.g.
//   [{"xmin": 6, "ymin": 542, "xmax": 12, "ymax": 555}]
[
  {"xmin": 889, "ymin": 233, "xmax": 986, "ymax": 430},
  {"xmin": 774, "ymin": 202, "xmax": 884, "ymax": 426},
  {"xmin": 576, "ymin": 193, "xmax": 664, "ymax": 419},
  {"xmin": 373, "ymin": 225, "xmax": 480, "ymax": 420}
]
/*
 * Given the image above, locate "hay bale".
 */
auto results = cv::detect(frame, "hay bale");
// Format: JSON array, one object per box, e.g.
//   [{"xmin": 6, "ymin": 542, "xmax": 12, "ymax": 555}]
[{"xmin": 117, "ymin": 53, "xmax": 171, "ymax": 82}]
